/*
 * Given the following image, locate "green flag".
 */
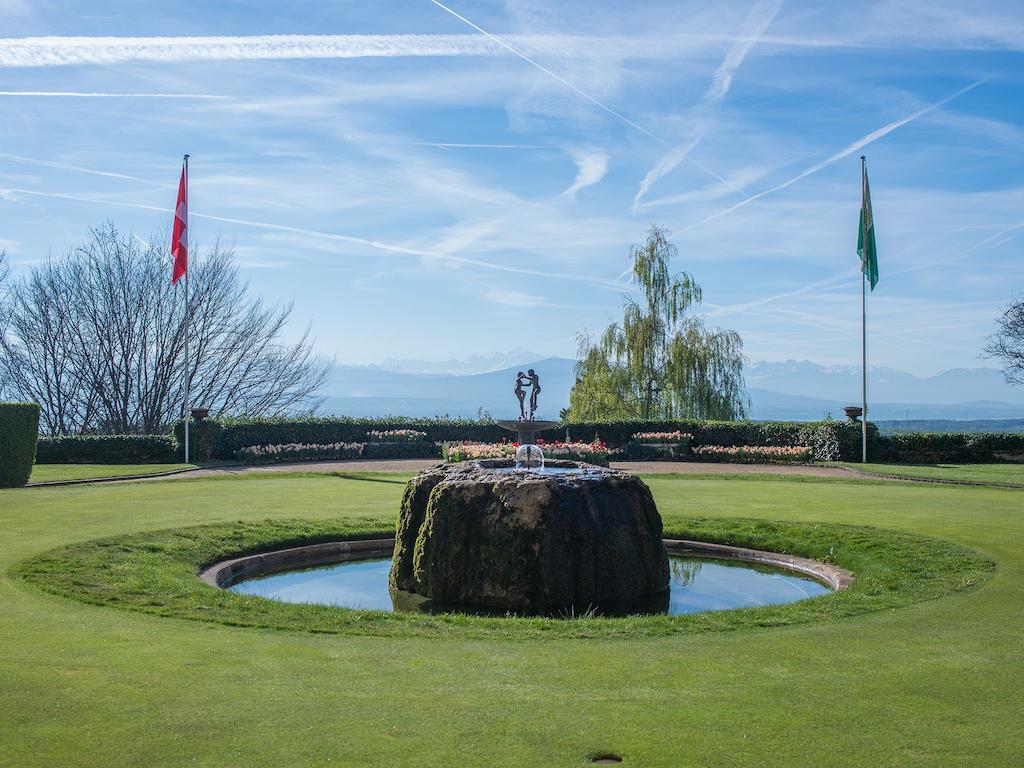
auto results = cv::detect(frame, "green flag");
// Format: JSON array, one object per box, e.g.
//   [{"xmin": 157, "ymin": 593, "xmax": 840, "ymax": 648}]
[{"xmin": 858, "ymin": 162, "xmax": 879, "ymax": 290}]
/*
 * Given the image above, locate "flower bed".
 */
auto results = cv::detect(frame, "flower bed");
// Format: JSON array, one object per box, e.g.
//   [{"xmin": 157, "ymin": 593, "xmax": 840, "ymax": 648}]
[
  {"xmin": 441, "ymin": 442, "xmax": 516, "ymax": 463},
  {"xmin": 442, "ymin": 440, "xmax": 609, "ymax": 466},
  {"xmin": 692, "ymin": 445, "xmax": 812, "ymax": 464},
  {"xmin": 236, "ymin": 442, "xmax": 363, "ymax": 465},
  {"xmin": 631, "ymin": 431, "xmax": 693, "ymax": 444},
  {"xmin": 366, "ymin": 429, "xmax": 428, "ymax": 443},
  {"xmin": 539, "ymin": 439, "xmax": 609, "ymax": 466}
]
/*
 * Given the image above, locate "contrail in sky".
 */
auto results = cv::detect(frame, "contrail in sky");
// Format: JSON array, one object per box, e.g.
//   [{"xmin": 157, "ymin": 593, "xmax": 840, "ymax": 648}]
[
  {"xmin": 0, "ymin": 152, "xmax": 160, "ymax": 183},
  {"xmin": 0, "ymin": 185, "xmax": 624, "ymax": 291},
  {"xmin": 0, "ymin": 90, "xmax": 223, "ymax": 98},
  {"xmin": 0, "ymin": 35, "xmax": 503, "ymax": 67},
  {"xmin": 634, "ymin": 0, "xmax": 783, "ymax": 205},
  {"xmin": 427, "ymin": 0, "xmax": 744, "ymax": 195},
  {"xmin": 682, "ymin": 79, "xmax": 985, "ymax": 231}
]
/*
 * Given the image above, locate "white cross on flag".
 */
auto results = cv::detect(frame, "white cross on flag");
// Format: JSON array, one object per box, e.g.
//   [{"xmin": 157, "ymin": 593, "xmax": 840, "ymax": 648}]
[{"xmin": 171, "ymin": 164, "xmax": 188, "ymax": 285}]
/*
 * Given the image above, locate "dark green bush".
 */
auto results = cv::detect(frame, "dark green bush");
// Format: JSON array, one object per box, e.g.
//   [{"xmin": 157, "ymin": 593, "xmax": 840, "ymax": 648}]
[
  {"xmin": 171, "ymin": 419, "xmax": 222, "ymax": 462},
  {"xmin": 881, "ymin": 432, "xmax": 1024, "ymax": 464},
  {"xmin": 0, "ymin": 403, "xmax": 40, "ymax": 487},
  {"xmin": 362, "ymin": 441, "xmax": 440, "ymax": 459},
  {"xmin": 35, "ymin": 434, "xmax": 177, "ymax": 464},
  {"xmin": 621, "ymin": 443, "xmax": 692, "ymax": 461},
  {"xmin": 235, "ymin": 442, "xmax": 364, "ymax": 465}
]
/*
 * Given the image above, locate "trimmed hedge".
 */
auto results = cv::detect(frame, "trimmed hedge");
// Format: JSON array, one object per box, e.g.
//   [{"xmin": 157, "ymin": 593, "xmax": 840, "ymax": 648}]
[
  {"xmin": 884, "ymin": 432, "xmax": 1024, "ymax": 464},
  {"xmin": 0, "ymin": 403, "xmax": 41, "ymax": 487},
  {"xmin": 235, "ymin": 440, "xmax": 441, "ymax": 464},
  {"xmin": 236, "ymin": 442, "xmax": 364, "ymax": 465},
  {"xmin": 35, "ymin": 434, "xmax": 178, "ymax": 464},
  {"xmin": 141, "ymin": 416, "xmax": 1024, "ymax": 466},
  {"xmin": 175, "ymin": 416, "xmax": 881, "ymax": 462},
  {"xmin": 174, "ymin": 417, "xmax": 504, "ymax": 462}
]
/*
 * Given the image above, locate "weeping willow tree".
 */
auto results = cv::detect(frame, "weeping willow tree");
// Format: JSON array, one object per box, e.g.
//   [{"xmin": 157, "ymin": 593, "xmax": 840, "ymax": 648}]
[{"xmin": 566, "ymin": 225, "xmax": 747, "ymax": 421}]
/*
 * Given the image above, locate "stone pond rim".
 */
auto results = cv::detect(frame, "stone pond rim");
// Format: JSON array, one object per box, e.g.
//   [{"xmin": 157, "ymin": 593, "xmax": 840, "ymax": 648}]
[{"xmin": 389, "ymin": 459, "xmax": 671, "ymax": 614}]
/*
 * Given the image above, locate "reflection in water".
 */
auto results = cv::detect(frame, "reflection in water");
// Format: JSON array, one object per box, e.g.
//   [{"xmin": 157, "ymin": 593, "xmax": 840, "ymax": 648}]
[
  {"xmin": 670, "ymin": 557, "xmax": 702, "ymax": 587},
  {"xmin": 229, "ymin": 553, "xmax": 831, "ymax": 618}
]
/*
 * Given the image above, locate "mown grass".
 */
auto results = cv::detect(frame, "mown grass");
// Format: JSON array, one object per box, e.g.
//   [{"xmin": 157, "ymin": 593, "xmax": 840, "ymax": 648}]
[
  {"xmin": 2, "ymin": 471, "xmax": 1023, "ymax": 767},
  {"xmin": 29, "ymin": 463, "xmax": 195, "ymax": 483},
  {"xmin": 14, "ymin": 517, "xmax": 992, "ymax": 640},
  {"xmin": 839, "ymin": 461, "xmax": 1024, "ymax": 487}
]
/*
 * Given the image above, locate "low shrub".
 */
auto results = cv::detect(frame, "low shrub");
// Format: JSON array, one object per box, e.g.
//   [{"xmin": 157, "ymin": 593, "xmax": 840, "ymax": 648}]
[
  {"xmin": 692, "ymin": 445, "xmax": 812, "ymax": 463},
  {"xmin": 0, "ymin": 402, "xmax": 40, "ymax": 487},
  {"xmin": 35, "ymin": 434, "xmax": 177, "ymax": 464},
  {"xmin": 362, "ymin": 441, "xmax": 440, "ymax": 459},
  {"xmin": 799, "ymin": 418, "xmax": 842, "ymax": 462},
  {"xmin": 622, "ymin": 443, "xmax": 692, "ymax": 461},
  {"xmin": 235, "ymin": 442, "xmax": 363, "ymax": 465}
]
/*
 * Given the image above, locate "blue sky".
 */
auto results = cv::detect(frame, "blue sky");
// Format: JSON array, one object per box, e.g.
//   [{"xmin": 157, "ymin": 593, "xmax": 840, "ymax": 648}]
[{"xmin": 1, "ymin": 0, "xmax": 1022, "ymax": 376}]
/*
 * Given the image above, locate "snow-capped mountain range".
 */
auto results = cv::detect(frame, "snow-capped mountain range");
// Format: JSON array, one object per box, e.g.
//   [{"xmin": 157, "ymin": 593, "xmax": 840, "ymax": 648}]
[{"xmin": 320, "ymin": 355, "xmax": 1024, "ymax": 421}]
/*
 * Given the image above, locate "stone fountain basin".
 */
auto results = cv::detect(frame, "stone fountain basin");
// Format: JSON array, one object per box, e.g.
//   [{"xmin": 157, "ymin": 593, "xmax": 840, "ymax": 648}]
[{"xmin": 389, "ymin": 460, "xmax": 671, "ymax": 613}]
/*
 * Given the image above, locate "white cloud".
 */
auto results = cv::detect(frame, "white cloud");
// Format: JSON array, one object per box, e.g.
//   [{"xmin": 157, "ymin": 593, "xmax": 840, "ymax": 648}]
[
  {"xmin": 561, "ymin": 148, "xmax": 609, "ymax": 200},
  {"xmin": 486, "ymin": 289, "xmax": 545, "ymax": 306}
]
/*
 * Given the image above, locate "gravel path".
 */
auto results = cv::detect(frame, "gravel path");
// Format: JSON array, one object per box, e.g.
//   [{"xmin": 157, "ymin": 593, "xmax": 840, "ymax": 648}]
[
  {"xmin": 614, "ymin": 461, "xmax": 858, "ymax": 478},
  {"xmin": 119, "ymin": 458, "xmax": 864, "ymax": 482}
]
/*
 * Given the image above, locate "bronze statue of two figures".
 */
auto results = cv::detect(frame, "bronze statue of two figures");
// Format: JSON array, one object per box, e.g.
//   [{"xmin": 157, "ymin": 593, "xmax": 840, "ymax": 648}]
[{"xmin": 514, "ymin": 369, "xmax": 542, "ymax": 421}]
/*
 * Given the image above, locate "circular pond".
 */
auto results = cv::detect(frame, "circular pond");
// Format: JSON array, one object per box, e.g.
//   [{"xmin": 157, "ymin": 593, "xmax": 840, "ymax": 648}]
[{"xmin": 227, "ymin": 553, "xmax": 831, "ymax": 617}]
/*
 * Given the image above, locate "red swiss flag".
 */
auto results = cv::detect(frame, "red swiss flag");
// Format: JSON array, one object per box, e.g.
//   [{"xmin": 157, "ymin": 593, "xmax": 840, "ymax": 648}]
[{"xmin": 171, "ymin": 165, "xmax": 188, "ymax": 285}]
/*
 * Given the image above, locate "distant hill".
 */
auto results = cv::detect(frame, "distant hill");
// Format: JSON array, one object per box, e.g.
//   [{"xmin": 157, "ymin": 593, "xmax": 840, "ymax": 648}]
[
  {"xmin": 319, "ymin": 356, "xmax": 1024, "ymax": 423},
  {"xmin": 875, "ymin": 419, "xmax": 1024, "ymax": 435},
  {"xmin": 324, "ymin": 358, "xmax": 577, "ymax": 420},
  {"xmin": 747, "ymin": 360, "xmax": 1024, "ymax": 405}
]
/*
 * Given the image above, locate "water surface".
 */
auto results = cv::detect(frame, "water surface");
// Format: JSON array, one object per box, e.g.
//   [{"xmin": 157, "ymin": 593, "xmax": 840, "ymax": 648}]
[{"xmin": 229, "ymin": 554, "xmax": 830, "ymax": 617}]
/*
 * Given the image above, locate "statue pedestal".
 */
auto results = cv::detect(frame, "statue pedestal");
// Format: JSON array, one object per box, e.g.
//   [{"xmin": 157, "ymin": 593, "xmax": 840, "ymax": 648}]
[{"xmin": 495, "ymin": 419, "xmax": 560, "ymax": 445}]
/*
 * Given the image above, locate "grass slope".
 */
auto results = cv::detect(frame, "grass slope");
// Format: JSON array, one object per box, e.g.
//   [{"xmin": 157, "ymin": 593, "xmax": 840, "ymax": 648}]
[
  {"xmin": 840, "ymin": 462, "xmax": 1024, "ymax": 487},
  {"xmin": 2, "ymin": 471, "xmax": 1023, "ymax": 767},
  {"xmin": 29, "ymin": 463, "xmax": 195, "ymax": 483}
]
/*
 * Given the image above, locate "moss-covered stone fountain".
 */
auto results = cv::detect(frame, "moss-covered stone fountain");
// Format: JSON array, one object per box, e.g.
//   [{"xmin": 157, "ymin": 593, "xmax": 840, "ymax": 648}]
[{"xmin": 389, "ymin": 458, "xmax": 671, "ymax": 615}]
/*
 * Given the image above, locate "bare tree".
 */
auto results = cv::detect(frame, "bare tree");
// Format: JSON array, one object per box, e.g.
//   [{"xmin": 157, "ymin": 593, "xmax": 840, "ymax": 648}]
[
  {"xmin": 0, "ymin": 250, "xmax": 11, "ymax": 400},
  {"xmin": 985, "ymin": 297, "xmax": 1024, "ymax": 386},
  {"xmin": 0, "ymin": 222, "xmax": 328, "ymax": 434}
]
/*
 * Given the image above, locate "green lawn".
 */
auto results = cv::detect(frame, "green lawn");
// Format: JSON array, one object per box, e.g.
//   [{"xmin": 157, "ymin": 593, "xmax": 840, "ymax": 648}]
[
  {"xmin": 840, "ymin": 461, "xmax": 1024, "ymax": 487},
  {"xmin": 2, "ymin": 471, "xmax": 1022, "ymax": 767},
  {"xmin": 29, "ymin": 463, "xmax": 195, "ymax": 483}
]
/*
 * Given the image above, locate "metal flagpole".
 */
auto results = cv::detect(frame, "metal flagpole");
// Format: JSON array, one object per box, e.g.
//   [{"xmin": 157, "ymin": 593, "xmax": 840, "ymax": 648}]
[
  {"xmin": 860, "ymin": 156, "xmax": 868, "ymax": 462},
  {"xmin": 183, "ymin": 153, "xmax": 190, "ymax": 465}
]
